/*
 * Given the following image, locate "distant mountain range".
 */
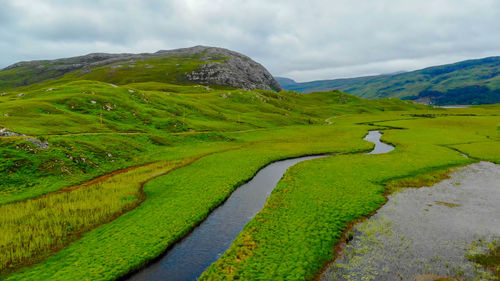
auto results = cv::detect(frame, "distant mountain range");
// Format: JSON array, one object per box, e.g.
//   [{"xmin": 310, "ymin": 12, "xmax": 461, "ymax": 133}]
[{"xmin": 277, "ymin": 57, "xmax": 500, "ymax": 105}]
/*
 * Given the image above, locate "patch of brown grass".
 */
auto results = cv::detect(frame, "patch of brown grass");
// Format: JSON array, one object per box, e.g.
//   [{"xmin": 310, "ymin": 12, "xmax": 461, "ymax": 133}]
[
  {"xmin": 435, "ymin": 201, "xmax": 460, "ymax": 208},
  {"xmin": 0, "ymin": 158, "xmax": 191, "ymax": 274},
  {"xmin": 385, "ymin": 168, "xmax": 453, "ymax": 194}
]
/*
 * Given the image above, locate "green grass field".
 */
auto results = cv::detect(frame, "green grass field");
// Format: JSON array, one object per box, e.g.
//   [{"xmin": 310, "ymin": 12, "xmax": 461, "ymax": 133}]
[
  {"xmin": 0, "ymin": 59, "xmax": 499, "ymax": 281},
  {"xmin": 201, "ymin": 114, "xmax": 500, "ymax": 280}
]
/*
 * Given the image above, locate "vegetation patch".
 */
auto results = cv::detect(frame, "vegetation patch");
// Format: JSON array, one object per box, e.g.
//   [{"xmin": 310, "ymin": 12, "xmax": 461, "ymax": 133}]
[
  {"xmin": 435, "ymin": 201, "xmax": 460, "ymax": 208},
  {"xmin": 0, "ymin": 158, "xmax": 192, "ymax": 274},
  {"xmin": 468, "ymin": 241, "xmax": 500, "ymax": 278},
  {"xmin": 385, "ymin": 167, "xmax": 453, "ymax": 194}
]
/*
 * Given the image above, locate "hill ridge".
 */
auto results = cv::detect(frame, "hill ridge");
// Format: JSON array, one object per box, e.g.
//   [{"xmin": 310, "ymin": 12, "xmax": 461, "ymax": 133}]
[
  {"xmin": 1, "ymin": 46, "xmax": 282, "ymax": 92},
  {"xmin": 278, "ymin": 56, "xmax": 500, "ymax": 105}
]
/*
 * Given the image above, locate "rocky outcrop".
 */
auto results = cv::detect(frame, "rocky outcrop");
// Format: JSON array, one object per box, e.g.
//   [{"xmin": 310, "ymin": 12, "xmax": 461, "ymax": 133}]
[
  {"xmin": 2, "ymin": 46, "xmax": 282, "ymax": 92},
  {"xmin": 1, "ymin": 128, "xmax": 49, "ymax": 149},
  {"xmin": 160, "ymin": 46, "xmax": 282, "ymax": 91},
  {"xmin": 0, "ymin": 128, "xmax": 25, "ymax": 137},
  {"xmin": 26, "ymin": 138, "xmax": 50, "ymax": 149}
]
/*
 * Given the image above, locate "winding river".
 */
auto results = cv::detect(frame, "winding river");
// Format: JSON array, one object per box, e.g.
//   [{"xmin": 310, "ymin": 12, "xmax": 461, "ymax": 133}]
[{"xmin": 127, "ymin": 130, "xmax": 392, "ymax": 281}]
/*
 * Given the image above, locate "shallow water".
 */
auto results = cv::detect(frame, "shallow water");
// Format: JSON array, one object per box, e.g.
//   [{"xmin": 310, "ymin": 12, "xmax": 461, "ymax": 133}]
[
  {"xmin": 364, "ymin": 130, "xmax": 394, "ymax": 154},
  {"xmin": 321, "ymin": 161, "xmax": 500, "ymax": 281},
  {"xmin": 438, "ymin": 105, "xmax": 471, "ymax": 109},
  {"xmin": 127, "ymin": 130, "xmax": 390, "ymax": 281}
]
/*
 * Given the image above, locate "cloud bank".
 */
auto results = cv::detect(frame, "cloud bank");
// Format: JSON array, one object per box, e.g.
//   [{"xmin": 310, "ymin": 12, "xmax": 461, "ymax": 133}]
[{"xmin": 0, "ymin": 0, "xmax": 499, "ymax": 81}]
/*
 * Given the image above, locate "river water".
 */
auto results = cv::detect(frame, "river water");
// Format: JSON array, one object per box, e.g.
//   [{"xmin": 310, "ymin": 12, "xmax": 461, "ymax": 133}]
[{"xmin": 364, "ymin": 130, "xmax": 394, "ymax": 154}]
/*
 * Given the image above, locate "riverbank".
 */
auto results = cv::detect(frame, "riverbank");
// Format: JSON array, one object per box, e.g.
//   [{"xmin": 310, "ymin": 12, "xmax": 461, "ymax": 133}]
[{"xmin": 128, "ymin": 130, "xmax": 392, "ymax": 281}]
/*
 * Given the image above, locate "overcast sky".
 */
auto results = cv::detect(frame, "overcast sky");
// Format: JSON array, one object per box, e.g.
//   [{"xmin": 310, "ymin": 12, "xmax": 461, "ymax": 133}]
[{"xmin": 1, "ymin": 0, "xmax": 499, "ymax": 82}]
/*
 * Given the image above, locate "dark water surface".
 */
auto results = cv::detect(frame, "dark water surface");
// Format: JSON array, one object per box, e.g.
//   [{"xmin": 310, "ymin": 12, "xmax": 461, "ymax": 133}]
[
  {"xmin": 127, "ymin": 155, "xmax": 325, "ymax": 281},
  {"xmin": 127, "ymin": 131, "xmax": 389, "ymax": 281}
]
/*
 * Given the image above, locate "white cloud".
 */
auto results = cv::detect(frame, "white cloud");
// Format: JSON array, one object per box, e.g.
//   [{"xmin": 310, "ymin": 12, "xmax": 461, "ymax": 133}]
[{"xmin": 0, "ymin": 0, "xmax": 499, "ymax": 81}]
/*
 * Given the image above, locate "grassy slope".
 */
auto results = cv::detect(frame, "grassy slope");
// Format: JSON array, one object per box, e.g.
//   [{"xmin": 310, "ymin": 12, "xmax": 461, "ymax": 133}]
[
  {"xmin": 201, "ymin": 110, "xmax": 500, "ymax": 280},
  {"xmin": 279, "ymin": 57, "xmax": 500, "ymax": 104},
  {"xmin": 0, "ymin": 79, "xmax": 425, "ymax": 205}
]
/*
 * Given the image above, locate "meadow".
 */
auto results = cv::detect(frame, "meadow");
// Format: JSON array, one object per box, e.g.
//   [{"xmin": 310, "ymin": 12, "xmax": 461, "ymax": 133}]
[
  {"xmin": 0, "ymin": 73, "xmax": 499, "ymax": 280},
  {"xmin": 201, "ymin": 114, "xmax": 500, "ymax": 280}
]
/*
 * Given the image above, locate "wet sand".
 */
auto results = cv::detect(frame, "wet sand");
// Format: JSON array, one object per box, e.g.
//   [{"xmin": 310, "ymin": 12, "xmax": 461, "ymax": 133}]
[{"xmin": 322, "ymin": 161, "xmax": 500, "ymax": 281}]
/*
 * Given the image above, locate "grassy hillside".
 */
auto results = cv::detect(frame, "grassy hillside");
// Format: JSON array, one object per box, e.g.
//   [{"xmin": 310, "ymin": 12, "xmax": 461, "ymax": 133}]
[
  {"xmin": 278, "ymin": 56, "xmax": 500, "ymax": 105},
  {"xmin": 0, "ymin": 72, "xmax": 432, "ymax": 278},
  {"xmin": 0, "ymin": 46, "xmax": 282, "ymax": 92},
  {"xmin": 0, "ymin": 78, "xmax": 425, "ymax": 203},
  {"xmin": 0, "ymin": 53, "xmax": 211, "ymax": 91}
]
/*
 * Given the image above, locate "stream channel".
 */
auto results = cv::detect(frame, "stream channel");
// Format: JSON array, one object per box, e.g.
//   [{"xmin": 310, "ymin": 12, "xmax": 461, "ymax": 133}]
[{"xmin": 127, "ymin": 130, "xmax": 392, "ymax": 281}]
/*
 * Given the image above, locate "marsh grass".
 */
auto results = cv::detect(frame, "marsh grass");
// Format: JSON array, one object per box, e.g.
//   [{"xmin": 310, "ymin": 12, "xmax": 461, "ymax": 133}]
[
  {"xmin": 385, "ymin": 168, "xmax": 453, "ymax": 194},
  {"xmin": 468, "ymin": 241, "xmax": 500, "ymax": 278},
  {"xmin": 200, "ymin": 115, "xmax": 499, "ymax": 281},
  {"xmin": 0, "ymin": 158, "xmax": 190, "ymax": 274}
]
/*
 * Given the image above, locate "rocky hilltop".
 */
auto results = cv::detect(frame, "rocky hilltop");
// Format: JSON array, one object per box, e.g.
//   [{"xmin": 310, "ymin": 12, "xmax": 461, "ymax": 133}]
[
  {"xmin": 1, "ymin": 46, "xmax": 282, "ymax": 91},
  {"xmin": 173, "ymin": 46, "xmax": 282, "ymax": 91}
]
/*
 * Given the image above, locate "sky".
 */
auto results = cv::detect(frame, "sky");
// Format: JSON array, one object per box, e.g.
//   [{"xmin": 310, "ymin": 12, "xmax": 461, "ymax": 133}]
[{"xmin": 0, "ymin": 0, "xmax": 499, "ymax": 82}]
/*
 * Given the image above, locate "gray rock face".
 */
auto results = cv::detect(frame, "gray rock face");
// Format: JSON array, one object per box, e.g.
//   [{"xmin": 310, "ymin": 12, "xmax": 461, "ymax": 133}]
[
  {"xmin": 0, "ymin": 128, "xmax": 25, "ymax": 137},
  {"xmin": 3, "ymin": 46, "xmax": 282, "ymax": 92},
  {"xmin": 160, "ymin": 46, "xmax": 282, "ymax": 91},
  {"xmin": 0, "ymin": 128, "xmax": 49, "ymax": 149},
  {"xmin": 26, "ymin": 138, "xmax": 50, "ymax": 149}
]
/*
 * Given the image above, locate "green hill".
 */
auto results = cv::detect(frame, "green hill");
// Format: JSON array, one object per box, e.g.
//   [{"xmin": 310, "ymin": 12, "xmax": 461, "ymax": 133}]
[
  {"xmin": 277, "ymin": 56, "xmax": 500, "ymax": 105},
  {"xmin": 0, "ymin": 46, "xmax": 282, "ymax": 92}
]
